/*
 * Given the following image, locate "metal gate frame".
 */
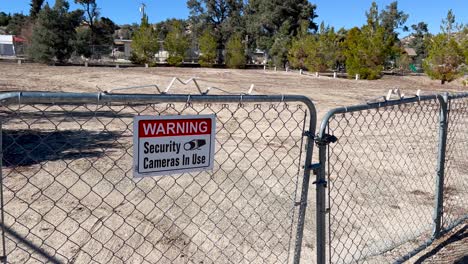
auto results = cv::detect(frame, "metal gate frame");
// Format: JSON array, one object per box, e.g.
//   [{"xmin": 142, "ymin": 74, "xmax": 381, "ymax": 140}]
[
  {"xmin": 315, "ymin": 93, "xmax": 468, "ymax": 264},
  {"xmin": 0, "ymin": 91, "xmax": 317, "ymax": 264}
]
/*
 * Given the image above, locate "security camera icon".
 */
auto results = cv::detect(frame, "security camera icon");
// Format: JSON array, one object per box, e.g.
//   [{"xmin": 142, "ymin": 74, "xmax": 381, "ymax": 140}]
[{"xmin": 184, "ymin": 139, "xmax": 207, "ymax": 151}]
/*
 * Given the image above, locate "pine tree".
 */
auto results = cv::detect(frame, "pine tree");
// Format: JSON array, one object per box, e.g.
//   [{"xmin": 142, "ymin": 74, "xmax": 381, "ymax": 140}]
[
  {"xmin": 130, "ymin": 14, "xmax": 158, "ymax": 64},
  {"xmin": 342, "ymin": 2, "xmax": 389, "ymax": 79},
  {"xmin": 423, "ymin": 10, "xmax": 465, "ymax": 84},
  {"xmin": 423, "ymin": 34, "xmax": 464, "ymax": 84},
  {"xmin": 74, "ymin": 27, "xmax": 92, "ymax": 57},
  {"xmin": 30, "ymin": 0, "xmax": 46, "ymax": 19},
  {"xmin": 198, "ymin": 29, "xmax": 217, "ymax": 67},
  {"xmin": 29, "ymin": 0, "xmax": 83, "ymax": 63},
  {"xmin": 225, "ymin": 34, "xmax": 246, "ymax": 68},
  {"xmin": 343, "ymin": 25, "xmax": 386, "ymax": 80},
  {"xmin": 245, "ymin": 0, "xmax": 318, "ymax": 67},
  {"xmin": 74, "ymin": 0, "xmax": 98, "ymax": 43},
  {"xmin": 288, "ymin": 34, "xmax": 316, "ymax": 70},
  {"xmin": 164, "ymin": 20, "xmax": 189, "ymax": 66},
  {"xmin": 187, "ymin": 0, "xmax": 244, "ymax": 63},
  {"xmin": 408, "ymin": 22, "xmax": 431, "ymax": 65},
  {"xmin": 0, "ymin": 12, "xmax": 10, "ymax": 27}
]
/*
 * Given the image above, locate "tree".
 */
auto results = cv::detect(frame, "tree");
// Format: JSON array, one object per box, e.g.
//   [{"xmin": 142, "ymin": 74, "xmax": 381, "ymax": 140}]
[
  {"xmin": 288, "ymin": 34, "xmax": 317, "ymax": 70},
  {"xmin": 441, "ymin": 9, "xmax": 456, "ymax": 35},
  {"xmin": 225, "ymin": 34, "xmax": 246, "ymax": 68},
  {"xmin": 269, "ymin": 22, "xmax": 293, "ymax": 68},
  {"xmin": 342, "ymin": 2, "xmax": 389, "ymax": 79},
  {"xmin": 154, "ymin": 19, "xmax": 187, "ymax": 40},
  {"xmin": 379, "ymin": 1, "xmax": 408, "ymax": 40},
  {"xmin": 408, "ymin": 22, "xmax": 431, "ymax": 65},
  {"xmin": 74, "ymin": 27, "xmax": 92, "ymax": 57},
  {"xmin": 423, "ymin": 34, "xmax": 464, "ymax": 84},
  {"xmin": 245, "ymin": 0, "xmax": 318, "ymax": 66},
  {"xmin": 187, "ymin": 0, "xmax": 244, "ymax": 63},
  {"xmin": 5, "ymin": 13, "xmax": 28, "ymax": 35},
  {"xmin": 462, "ymin": 27, "xmax": 468, "ymax": 65},
  {"xmin": 114, "ymin": 23, "xmax": 138, "ymax": 39},
  {"xmin": 288, "ymin": 22, "xmax": 342, "ymax": 72},
  {"xmin": 164, "ymin": 20, "xmax": 190, "ymax": 66},
  {"xmin": 198, "ymin": 29, "xmax": 217, "ymax": 66},
  {"xmin": 423, "ymin": 10, "xmax": 465, "ymax": 84},
  {"xmin": 30, "ymin": 0, "xmax": 45, "ymax": 19},
  {"xmin": 74, "ymin": 0, "xmax": 98, "ymax": 42},
  {"xmin": 380, "ymin": 2, "xmax": 408, "ymax": 62},
  {"xmin": 130, "ymin": 13, "xmax": 158, "ymax": 64},
  {"xmin": 29, "ymin": 0, "xmax": 83, "ymax": 63},
  {"xmin": 343, "ymin": 25, "xmax": 386, "ymax": 80},
  {"xmin": 0, "ymin": 12, "xmax": 11, "ymax": 27},
  {"xmin": 317, "ymin": 23, "xmax": 343, "ymax": 71},
  {"xmin": 94, "ymin": 17, "xmax": 117, "ymax": 46}
]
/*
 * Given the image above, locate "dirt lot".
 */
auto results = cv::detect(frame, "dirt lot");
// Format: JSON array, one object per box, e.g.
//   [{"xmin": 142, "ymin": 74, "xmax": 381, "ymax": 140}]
[
  {"xmin": 0, "ymin": 63, "xmax": 467, "ymax": 263},
  {"xmin": 1, "ymin": 63, "xmax": 467, "ymax": 119}
]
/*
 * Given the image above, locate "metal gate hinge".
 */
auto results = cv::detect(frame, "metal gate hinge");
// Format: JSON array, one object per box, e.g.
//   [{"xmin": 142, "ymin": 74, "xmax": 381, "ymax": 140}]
[
  {"xmin": 303, "ymin": 131, "xmax": 315, "ymax": 138},
  {"xmin": 315, "ymin": 134, "xmax": 337, "ymax": 146},
  {"xmin": 294, "ymin": 201, "xmax": 307, "ymax": 207},
  {"xmin": 309, "ymin": 163, "xmax": 321, "ymax": 172},
  {"xmin": 312, "ymin": 179, "xmax": 327, "ymax": 187}
]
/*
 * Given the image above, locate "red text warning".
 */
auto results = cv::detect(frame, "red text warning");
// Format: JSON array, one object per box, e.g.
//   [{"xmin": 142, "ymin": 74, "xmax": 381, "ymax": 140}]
[{"xmin": 133, "ymin": 115, "xmax": 216, "ymax": 177}]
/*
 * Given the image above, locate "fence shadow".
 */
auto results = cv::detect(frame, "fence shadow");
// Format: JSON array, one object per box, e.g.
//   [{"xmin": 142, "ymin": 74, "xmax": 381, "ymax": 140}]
[
  {"xmin": 414, "ymin": 224, "xmax": 468, "ymax": 264},
  {"xmin": 2, "ymin": 129, "xmax": 123, "ymax": 167},
  {"xmin": 0, "ymin": 223, "xmax": 62, "ymax": 264}
]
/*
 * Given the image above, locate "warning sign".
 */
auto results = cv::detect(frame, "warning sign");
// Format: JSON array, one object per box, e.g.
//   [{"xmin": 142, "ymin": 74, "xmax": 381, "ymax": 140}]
[{"xmin": 133, "ymin": 115, "xmax": 216, "ymax": 177}]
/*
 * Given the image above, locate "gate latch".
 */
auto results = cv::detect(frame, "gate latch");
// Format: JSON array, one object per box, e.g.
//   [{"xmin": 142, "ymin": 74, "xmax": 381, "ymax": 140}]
[{"xmin": 315, "ymin": 134, "xmax": 337, "ymax": 146}]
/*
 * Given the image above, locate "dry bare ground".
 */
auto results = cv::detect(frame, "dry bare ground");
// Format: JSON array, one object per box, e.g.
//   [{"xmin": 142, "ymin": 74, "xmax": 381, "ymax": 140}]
[
  {"xmin": 410, "ymin": 222, "xmax": 468, "ymax": 264},
  {"xmin": 0, "ymin": 62, "xmax": 467, "ymax": 263}
]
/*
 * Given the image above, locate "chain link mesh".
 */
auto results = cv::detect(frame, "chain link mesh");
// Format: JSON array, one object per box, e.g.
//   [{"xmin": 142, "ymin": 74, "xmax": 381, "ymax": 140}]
[
  {"xmin": 0, "ymin": 100, "xmax": 310, "ymax": 263},
  {"xmin": 442, "ymin": 96, "xmax": 468, "ymax": 230},
  {"xmin": 324, "ymin": 99, "xmax": 440, "ymax": 263}
]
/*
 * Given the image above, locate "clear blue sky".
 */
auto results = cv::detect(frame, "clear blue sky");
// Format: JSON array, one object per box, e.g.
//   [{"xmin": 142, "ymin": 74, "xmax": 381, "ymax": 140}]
[{"xmin": 2, "ymin": 0, "xmax": 467, "ymax": 36}]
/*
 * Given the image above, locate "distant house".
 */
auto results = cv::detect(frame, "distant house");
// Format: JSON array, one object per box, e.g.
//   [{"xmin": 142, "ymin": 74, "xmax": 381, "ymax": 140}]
[
  {"xmin": 0, "ymin": 35, "xmax": 25, "ymax": 57},
  {"xmin": 403, "ymin": 47, "xmax": 417, "ymax": 58},
  {"xmin": 113, "ymin": 39, "xmax": 132, "ymax": 59}
]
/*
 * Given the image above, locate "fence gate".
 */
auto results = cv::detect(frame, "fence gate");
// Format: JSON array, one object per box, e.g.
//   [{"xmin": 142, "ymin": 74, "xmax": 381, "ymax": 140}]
[
  {"xmin": 316, "ymin": 95, "xmax": 443, "ymax": 263},
  {"xmin": 441, "ymin": 93, "xmax": 468, "ymax": 232},
  {"xmin": 0, "ymin": 92, "xmax": 317, "ymax": 264}
]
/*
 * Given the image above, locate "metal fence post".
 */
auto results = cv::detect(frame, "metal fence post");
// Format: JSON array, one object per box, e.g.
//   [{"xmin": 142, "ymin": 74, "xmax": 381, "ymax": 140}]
[
  {"xmin": 315, "ymin": 134, "xmax": 336, "ymax": 264},
  {"xmin": 0, "ymin": 123, "xmax": 6, "ymax": 264},
  {"xmin": 293, "ymin": 131, "xmax": 315, "ymax": 264},
  {"xmin": 433, "ymin": 93, "xmax": 449, "ymax": 238},
  {"xmin": 316, "ymin": 143, "xmax": 327, "ymax": 264}
]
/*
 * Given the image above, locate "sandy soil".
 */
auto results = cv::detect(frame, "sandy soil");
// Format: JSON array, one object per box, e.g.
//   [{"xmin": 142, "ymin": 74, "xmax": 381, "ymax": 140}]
[
  {"xmin": 0, "ymin": 63, "xmax": 467, "ymax": 264},
  {"xmin": 1, "ymin": 63, "xmax": 467, "ymax": 120}
]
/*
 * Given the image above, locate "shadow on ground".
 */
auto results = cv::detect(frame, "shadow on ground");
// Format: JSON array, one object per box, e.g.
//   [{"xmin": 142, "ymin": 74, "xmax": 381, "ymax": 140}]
[
  {"xmin": 2, "ymin": 129, "xmax": 124, "ymax": 167},
  {"xmin": 414, "ymin": 224, "xmax": 468, "ymax": 264}
]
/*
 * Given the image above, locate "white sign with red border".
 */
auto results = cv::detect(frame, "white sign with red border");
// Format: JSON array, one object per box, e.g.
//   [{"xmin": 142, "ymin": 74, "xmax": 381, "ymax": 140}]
[{"xmin": 133, "ymin": 115, "xmax": 216, "ymax": 177}]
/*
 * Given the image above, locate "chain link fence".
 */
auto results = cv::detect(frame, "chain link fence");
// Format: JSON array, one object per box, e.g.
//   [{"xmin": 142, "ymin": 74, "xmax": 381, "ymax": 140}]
[
  {"xmin": 442, "ymin": 94, "xmax": 468, "ymax": 231},
  {"xmin": 0, "ymin": 92, "xmax": 317, "ymax": 264},
  {"xmin": 316, "ymin": 93, "xmax": 468, "ymax": 264},
  {"xmin": 2, "ymin": 90, "xmax": 468, "ymax": 264},
  {"xmin": 321, "ymin": 97, "xmax": 440, "ymax": 263}
]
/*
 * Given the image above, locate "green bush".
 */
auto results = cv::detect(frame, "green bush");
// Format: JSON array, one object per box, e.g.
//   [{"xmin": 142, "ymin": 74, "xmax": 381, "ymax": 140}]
[
  {"xmin": 164, "ymin": 21, "xmax": 189, "ymax": 66},
  {"xmin": 198, "ymin": 29, "xmax": 217, "ymax": 67},
  {"xmin": 423, "ymin": 34, "xmax": 464, "ymax": 84},
  {"xmin": 29, "ymin": 1, "xmax": 82, "ymax": 63},
  {"xmin": 225, "ymin": 34, "xmax": 246, "ymax": 69},
  {"xmin": 167, "ymin": 55, "xmax": 184, "ymax": 66},
  {"xmin": 131, "ymin": 14, "xmax": 158, "ymax": 64},
  {"xmin": 343, "ymin": 26, "xmax": 386, "ymax": 80},
  {"xmin": 74, "ymin": 27, "xmax": 92, "ymax": 58}
]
